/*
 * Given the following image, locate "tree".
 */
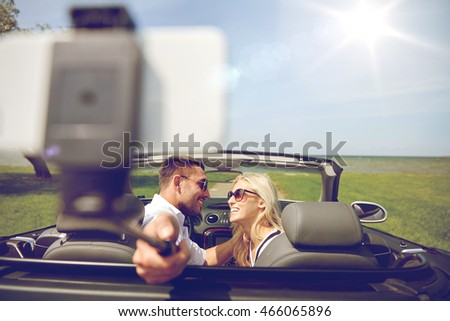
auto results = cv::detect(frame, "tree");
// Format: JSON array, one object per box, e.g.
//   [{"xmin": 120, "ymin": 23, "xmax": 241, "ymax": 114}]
[
  {"xmin": 0, "ymin": 0, "xmax": 19, "ymax": 35},
  {"xmin": 24, "ymin": 155, "xmax": 52, "ymax": 179}
]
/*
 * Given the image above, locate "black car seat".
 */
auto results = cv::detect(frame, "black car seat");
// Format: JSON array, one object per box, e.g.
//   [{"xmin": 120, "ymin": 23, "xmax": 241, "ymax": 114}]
[
  {"xmin": 255, "ymin": 202, "xmax": 378, "ymax": 268},
  {"xmin": 43, "ymin": 193, "xmax": 143, "ymax": 263}
]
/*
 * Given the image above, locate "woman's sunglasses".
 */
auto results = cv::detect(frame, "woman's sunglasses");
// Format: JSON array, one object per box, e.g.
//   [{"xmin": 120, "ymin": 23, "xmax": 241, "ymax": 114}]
[
  {"xmin": 227, "ymin": 188, "xmax": 259, "ymax": 202},
  {"xmin": 180, "ymin": 175, "xmax": 208, "ymax": 192}
]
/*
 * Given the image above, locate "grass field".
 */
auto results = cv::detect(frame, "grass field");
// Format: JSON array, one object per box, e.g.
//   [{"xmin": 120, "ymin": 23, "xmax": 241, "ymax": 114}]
[
  {"xmin": 339, "ymin": 172, "xmax": 450, "ymax": 251},
  {"xmin": 1, "ymin": 156, "xmax": 449, "ymax": 251}
]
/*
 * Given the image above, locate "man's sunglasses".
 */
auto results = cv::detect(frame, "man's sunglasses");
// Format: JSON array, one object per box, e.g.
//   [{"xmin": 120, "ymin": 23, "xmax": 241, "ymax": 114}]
[
  {"xmin": 180, "ymin": 175, "xmax": 208, "ymax": 192},
  {"xmin": 227, "ymin": 188, "xmax": 259, "ymax": 202}
]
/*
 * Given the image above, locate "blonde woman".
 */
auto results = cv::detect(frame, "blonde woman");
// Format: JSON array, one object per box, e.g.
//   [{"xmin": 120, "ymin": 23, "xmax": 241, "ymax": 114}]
[{"xmin": 227, "ymin": 173, "xmax": 283, "ymax": 267}]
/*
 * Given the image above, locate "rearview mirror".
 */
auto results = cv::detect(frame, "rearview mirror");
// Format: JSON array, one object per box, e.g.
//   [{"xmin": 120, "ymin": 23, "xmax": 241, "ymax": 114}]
[{"xmin": 351, "ymin": 201, "xmax": 387, "ymax": 223}]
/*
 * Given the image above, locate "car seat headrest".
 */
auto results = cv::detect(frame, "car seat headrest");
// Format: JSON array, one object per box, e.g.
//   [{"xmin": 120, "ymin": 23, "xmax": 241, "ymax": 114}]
[
  {"xmin": 282, "ymin": 202, "xmax": 363, "ymax": 248},
  {"xmin": 56, "ymin": 193, "xmax": 144, "ymax": 235}
]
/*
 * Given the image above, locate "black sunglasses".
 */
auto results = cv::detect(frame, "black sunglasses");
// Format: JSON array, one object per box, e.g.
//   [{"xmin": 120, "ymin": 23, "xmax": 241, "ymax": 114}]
[
  {"xmin": 180, "ymin": 175, "xmax": 208, "ymax": 192},
  {"xmin": 227, "ymin": 188, "xmax": 259, "ymax": 202}
]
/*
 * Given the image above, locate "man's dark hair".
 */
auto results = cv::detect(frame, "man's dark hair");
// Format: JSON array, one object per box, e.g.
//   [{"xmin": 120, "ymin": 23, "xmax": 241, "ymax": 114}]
[{"xmin": 159, "ymin": 155, "xmax": 205, "ymax": 189}]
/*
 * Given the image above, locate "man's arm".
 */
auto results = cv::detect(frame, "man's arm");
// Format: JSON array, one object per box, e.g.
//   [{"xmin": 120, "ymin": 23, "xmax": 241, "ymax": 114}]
[
  {"xmin": 133, "ymin": 213, "xmax": 191, "ymax": 285},
  {"xmin": 204, "ymin": 239, "xmax": 234, "ymax": 266}
]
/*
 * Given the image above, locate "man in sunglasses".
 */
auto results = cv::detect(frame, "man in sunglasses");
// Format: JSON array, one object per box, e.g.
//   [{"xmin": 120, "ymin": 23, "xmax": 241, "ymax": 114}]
[{"xmin": 133, "ymin": 156, "xmax": 234, "ymax": 285}]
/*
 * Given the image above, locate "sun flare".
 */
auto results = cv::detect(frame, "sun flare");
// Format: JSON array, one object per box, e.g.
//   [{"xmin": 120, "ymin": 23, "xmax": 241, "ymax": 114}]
[
  {"xmin": 341, "ymin": 4, "xmax": 390, "ymax": 44},
  {"xmin": 334, "ymin": 1, "xmax": 399, "ymax": 50}
]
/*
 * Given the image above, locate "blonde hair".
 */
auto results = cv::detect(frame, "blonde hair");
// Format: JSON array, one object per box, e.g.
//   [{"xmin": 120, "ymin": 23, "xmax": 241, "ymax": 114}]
[{"xmin": 230, "ymin": 173, "xmax": 283, "ymax": 267}]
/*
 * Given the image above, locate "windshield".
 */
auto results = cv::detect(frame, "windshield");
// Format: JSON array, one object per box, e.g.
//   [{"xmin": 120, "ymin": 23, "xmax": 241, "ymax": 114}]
[{"xmin": 131, "ymin": 166, "xmax": 323, "ymax": 200}]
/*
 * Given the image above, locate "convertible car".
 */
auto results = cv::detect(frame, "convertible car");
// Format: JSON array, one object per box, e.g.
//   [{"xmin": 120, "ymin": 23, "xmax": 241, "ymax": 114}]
[{"xmin": 0, "ymin": 151, "xmax": 449, "ymax": 300}]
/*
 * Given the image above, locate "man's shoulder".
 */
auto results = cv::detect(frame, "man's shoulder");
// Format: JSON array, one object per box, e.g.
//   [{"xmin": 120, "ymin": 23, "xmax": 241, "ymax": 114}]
[
  {"xmin": 145, "ymin": 194, "xmax": 176, "ymax": 212},
  {"xmin": 143, "ymin": 194, "xmax": 182, "ymax": 227}
]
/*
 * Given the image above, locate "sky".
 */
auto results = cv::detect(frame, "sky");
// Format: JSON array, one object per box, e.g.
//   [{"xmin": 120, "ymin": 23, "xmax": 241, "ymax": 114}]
[{"xmin": 12, "ymin": 0, "xmax": 450, "ymax": 157}]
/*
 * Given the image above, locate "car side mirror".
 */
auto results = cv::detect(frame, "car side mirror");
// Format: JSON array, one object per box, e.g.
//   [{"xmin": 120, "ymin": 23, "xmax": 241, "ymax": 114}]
[{"xmin": 351, "ymin": 201, "xmax": 387, "ymax": 223}]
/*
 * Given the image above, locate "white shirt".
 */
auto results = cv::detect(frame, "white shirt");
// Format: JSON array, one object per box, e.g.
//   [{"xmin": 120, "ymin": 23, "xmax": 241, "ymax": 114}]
[
  {"xmin": 249, "ymin": 229, "xmax": 282, "ymax": 267},
  {"xmin": 143, "ymin": 194, "xmax": 206, "ymax": 265}
]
